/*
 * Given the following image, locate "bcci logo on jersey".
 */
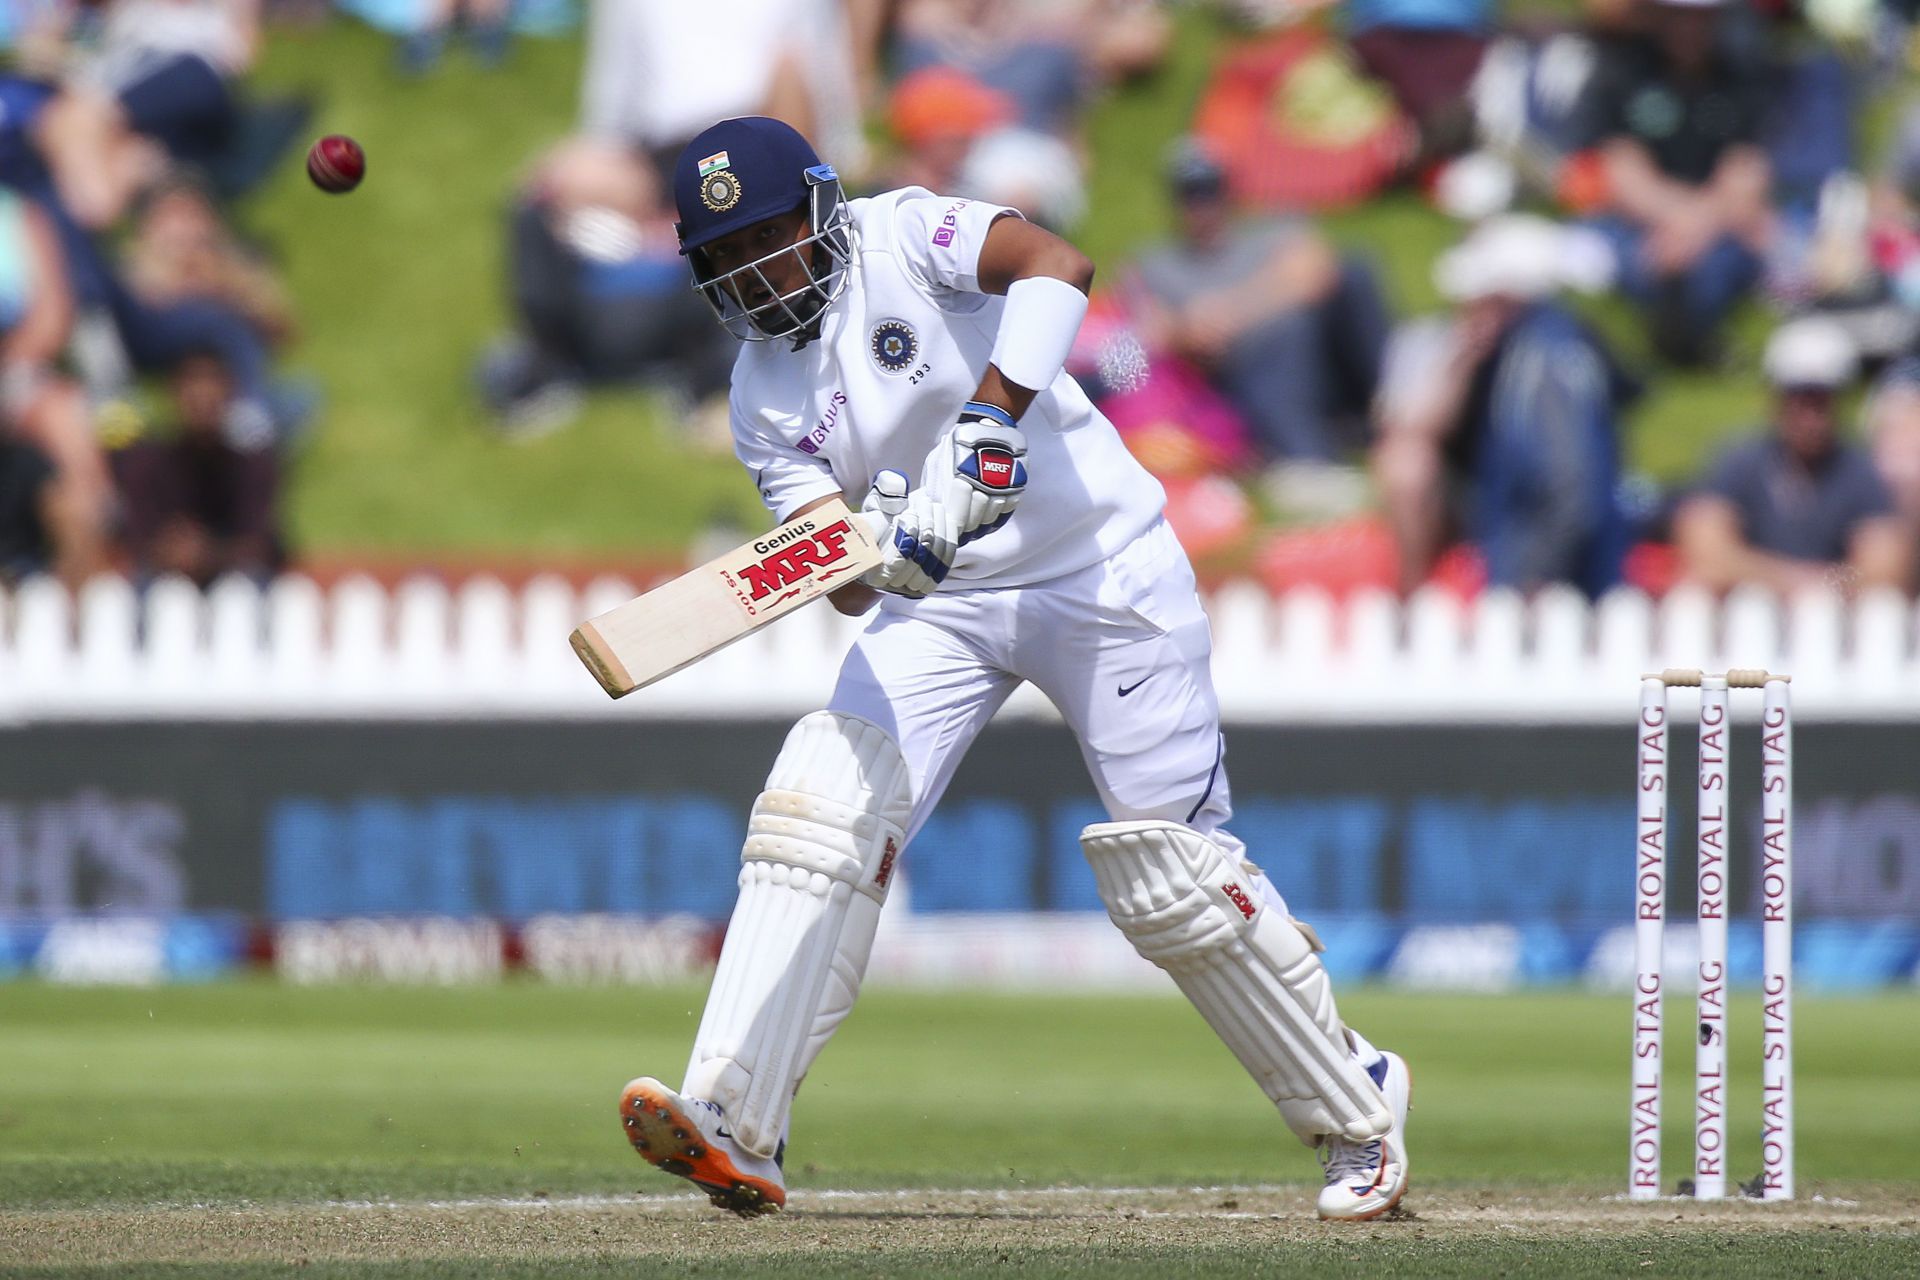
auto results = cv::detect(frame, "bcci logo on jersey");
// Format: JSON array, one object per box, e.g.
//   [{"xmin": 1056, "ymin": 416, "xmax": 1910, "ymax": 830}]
[
  {"xmin": 869, "ymin": 320, "xmax": 918, "ymax": 374},
  {"xmin": 724, "ymin": 518, "xmax": 860, "ymax": 613}
]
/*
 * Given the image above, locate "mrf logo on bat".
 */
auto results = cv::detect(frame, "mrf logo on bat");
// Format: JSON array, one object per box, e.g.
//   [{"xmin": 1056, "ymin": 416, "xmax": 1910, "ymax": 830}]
[{"xmin": 722, "ymin": 517, "xmax": 860, "ymax": 615}]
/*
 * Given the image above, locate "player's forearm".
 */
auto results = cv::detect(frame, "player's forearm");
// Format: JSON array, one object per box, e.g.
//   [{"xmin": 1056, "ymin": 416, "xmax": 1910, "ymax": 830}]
[
  {"xmin": 971, "ymin": 364, "xmax": 1038, "ymax": 421},
  {"xmin": 973, "ymin": 219, "xmax": 1094, "ymax": 404},
  {"xmin": 827, "ymin": 581, "xmax": 881, "ymax": 615}
]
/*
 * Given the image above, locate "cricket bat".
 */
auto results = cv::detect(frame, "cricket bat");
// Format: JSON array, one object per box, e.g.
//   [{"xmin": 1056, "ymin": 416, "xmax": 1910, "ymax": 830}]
[{"xmin": 570, "ymin": 498, "xmax": 885, "ymax": 698}]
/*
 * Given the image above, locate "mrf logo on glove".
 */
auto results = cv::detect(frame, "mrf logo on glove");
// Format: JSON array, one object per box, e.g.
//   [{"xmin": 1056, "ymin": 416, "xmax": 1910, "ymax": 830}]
[
  {"xmin": 935, "ymin": 401, "xmax": 1029, "ymax": 546},
  {"xmin": 954, "ymin": 402, "xmax": 1028, "ymax": 495},
  {"xmin": 965, "ymin": 444, "xmax": 1024, "ymax": 491}
]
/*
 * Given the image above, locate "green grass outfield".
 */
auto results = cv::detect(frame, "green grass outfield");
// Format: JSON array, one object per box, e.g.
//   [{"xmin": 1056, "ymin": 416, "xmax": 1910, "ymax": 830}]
[{"xmin": 1, "ymin": 982, "xmax": 1916, "ymax": 1276}]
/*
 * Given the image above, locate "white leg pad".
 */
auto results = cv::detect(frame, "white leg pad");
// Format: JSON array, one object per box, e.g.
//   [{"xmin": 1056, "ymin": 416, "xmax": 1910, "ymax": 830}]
[
  {"xmin": 683, "ymin": 711, "xmax": 911, "ymax": 1157},
  {"xmin": 1080, "ymin": 819, "xmax": 1391, "ymax": 1145}
]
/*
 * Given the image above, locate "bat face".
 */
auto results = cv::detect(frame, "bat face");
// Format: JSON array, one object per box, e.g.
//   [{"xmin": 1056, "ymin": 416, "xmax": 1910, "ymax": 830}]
[
  {"xmin": 570, "ymin": 499, "xmax": 884, "ymax": 698},
  {"xmin": 721, "ymin": 516, "xmax": 869, "ymax": 615}
]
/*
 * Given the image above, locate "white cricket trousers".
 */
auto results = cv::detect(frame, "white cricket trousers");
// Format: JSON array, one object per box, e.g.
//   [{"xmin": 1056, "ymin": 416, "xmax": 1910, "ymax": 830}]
[{"xmin": 829, "ymin": 518, "xmax": 1241, "ymax": 855}]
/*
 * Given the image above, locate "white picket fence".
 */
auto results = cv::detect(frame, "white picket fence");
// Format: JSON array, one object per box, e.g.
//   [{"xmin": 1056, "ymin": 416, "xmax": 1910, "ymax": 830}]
[{"xmin": 2, "ymin": 573, "xmax": 1918, "ymax": 722}]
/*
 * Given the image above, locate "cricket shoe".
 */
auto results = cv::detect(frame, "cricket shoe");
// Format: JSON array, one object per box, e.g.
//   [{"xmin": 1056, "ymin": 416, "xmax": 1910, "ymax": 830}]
[
  {"xmin": 1316, "ymin": 1050, "xmax": 1411, "ymax": 1221},
  {"xmin": 618, "ymin": 1077, "xmax": 786, "ymax": 1216}
]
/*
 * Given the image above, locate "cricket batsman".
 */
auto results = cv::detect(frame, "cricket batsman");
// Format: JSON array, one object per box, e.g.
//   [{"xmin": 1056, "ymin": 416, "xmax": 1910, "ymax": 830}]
[{"xmin": 617, "ymin": 116, "xmax": 1412, "ymax": 1221}]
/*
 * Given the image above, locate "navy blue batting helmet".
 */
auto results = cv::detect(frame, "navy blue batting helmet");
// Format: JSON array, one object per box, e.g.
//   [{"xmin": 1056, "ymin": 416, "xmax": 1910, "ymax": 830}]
[
  {"xmin": 673, "ymin": 117, "xmax": 854, "ymax": 347},
  {"xmin": 674, "ymin": 117, "xmax": 822, "ymax": 252}
]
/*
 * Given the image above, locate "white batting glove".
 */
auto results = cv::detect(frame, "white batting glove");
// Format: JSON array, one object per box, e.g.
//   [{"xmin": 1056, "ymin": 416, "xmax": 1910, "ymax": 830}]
[
  {"xmin": 858, "ymin": 469, "xmax": 958, "ymax": 598},
  {"xmin": 921, "ymin": 401, "xmax": 1028, "ymax": 545}
]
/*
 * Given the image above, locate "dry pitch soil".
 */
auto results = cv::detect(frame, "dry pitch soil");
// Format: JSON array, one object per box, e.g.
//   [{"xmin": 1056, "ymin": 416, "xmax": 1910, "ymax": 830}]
[{"xmin": 4, "ymin": 1185, "xmax": 1917, "ymax": 1276}]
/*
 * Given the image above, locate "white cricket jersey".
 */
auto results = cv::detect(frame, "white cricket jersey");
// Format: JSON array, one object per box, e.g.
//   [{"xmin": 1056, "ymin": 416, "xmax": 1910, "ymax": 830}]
[{"xmin": 728, "ymin": 188, "xmax": 1166, "ymax": 588}]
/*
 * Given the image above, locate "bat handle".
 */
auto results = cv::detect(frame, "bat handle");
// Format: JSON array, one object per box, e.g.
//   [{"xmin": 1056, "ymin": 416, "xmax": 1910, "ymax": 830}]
[{"xmin": 862, "ymin": 468, "xmax": 909, "ymax": 537}]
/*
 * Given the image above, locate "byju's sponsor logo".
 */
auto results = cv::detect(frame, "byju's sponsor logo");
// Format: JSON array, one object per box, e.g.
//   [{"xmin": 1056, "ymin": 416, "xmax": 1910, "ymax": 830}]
[
  {"xmin": 931, "ymin": 200, "xmax": 968, "ymax": 247},
  {"xmin": 797, "ymin": 390, "xmax": 847, "ymax": 454}
]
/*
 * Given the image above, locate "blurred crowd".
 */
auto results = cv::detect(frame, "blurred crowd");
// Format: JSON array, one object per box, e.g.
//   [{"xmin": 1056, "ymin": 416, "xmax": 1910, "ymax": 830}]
[
  {"xmin": 476, "ymin": 0, "xmax": 1155, "ymax": 439},
  {"xmin": 486, "ymin": 0, "xmax": 1920, "ymax": 602},
  {"xmin": 1075, "ymin": 0, "xmax": 1920, "ymax": 602},
  {"xmin": 7, "ymin": 0, "xmax": 1920, "ymax": 604},
  {"xmin": 0, "ymin": 0, "xmax": 312, "ymax": 591}
]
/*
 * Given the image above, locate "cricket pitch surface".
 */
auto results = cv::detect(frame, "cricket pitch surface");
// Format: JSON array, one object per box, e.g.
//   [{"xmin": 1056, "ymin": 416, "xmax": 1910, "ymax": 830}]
[{"xmin": 7, "ymin": 1186, "xmax": 1918, "ymax": 1277}]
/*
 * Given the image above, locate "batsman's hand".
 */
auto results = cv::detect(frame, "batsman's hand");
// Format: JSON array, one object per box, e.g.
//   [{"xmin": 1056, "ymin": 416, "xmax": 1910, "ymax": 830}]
[
  {"xmin": 858, "ymin": 469, "xmax": 958, "ymax": 598},
  {"xmin": 922, "ymin": 401, "xmax": 1028, "ymax": 544}
]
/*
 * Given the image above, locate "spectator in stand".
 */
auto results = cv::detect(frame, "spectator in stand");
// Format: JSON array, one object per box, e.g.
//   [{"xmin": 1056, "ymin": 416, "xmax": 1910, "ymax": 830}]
[
  {"xmin": 956, "ymin": 126, "xmax": 1087, "ymax": 233},
  {"xmin": 487, "ymin": 0, "xmax": 882, "ymax": 435},
  {"xmin": 1870, "ymin": 99, "xmax": 1920, "ymax": 317},
  {"xmin": 83, "ymin": 0, "xmax": 257, "ymax": 161},
  {"xmin": 0, "ymin": 72, "xmax": 158, "ymax": 300},
  {"xmin": 113, "ymin": 174, "xmax": 298, "ymax": 446},
  {"xmin": 125, "ymin": 175, "xmax": 291, "ymax": 346},
  {"xmin": 25, "ymin": 0, "xmax": 259, "ymax": 230},
  {"xmin": 881, "ymin": 67, "xmax": 1087, "ymax": 233},
  {"xmin": 0, "ymin": 433, "xmax": 96, "ymax": 586},
  {"xmin": 0, "ymin": 187, "xmax": 110, "ymax": 575},
  {"xmin": 396, "ymin": 0, "xmax": 514, "ymax": 74},
  {"xmin": 1126, "ymin": 137, "xmax": 1389, "ymax": 468},
  {"xmin": 0, "ymin": 1, "xmax": 66, "ymax": 59},
  {"xmin": 1345, "ymin": 0, "xmax": 1494, "ymax": 160},
  {"xmin": 1863, "ymin": 358, "xmax": 1920, "ymax": 592},
  {"xmin": 1578, "ymin": 0, "xmax": 1771, "ymax": 366},
  {"xmin": 0, "ymin": 434, "xmax": 52, "ymax": 584},
  {"xmin": 477, "ymin": 137, "xmax": 734, "ymax": 436},
  {"xmin": 112, "ymin": 349, "xmax": 284, "ymax": 585},
  {"xmin": 892, "ymin": 0, "xmax": 1170, "ymax": 136},
  {"xmin": 1674, "ymin": 317, "xmax": 1912, "ymax": 595},
  {"xmin": 1373, "ymin": 215, "xmax": 1633, "ymax": 597},
  {"xmin": 0, "ymin": 85, "xmax": 309, "ymax": 458},
  {"xmin": 580, "ymin": 0, "xmax": 874, "ymax": 178},
  {"xmin": 881, "ymin": 66, "xmax": 1015, "ymax": 197},
  {"xmin": 335, "ymin": 0, "xmax": 573, "ymax": 76},
  {"xmin": 0, "ymin": 58, "xmax": 307, "ymax": 448}
]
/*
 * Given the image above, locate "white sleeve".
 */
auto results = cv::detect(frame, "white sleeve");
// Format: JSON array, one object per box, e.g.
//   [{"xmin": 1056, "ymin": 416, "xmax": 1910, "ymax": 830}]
[
  {"xmin": 730, "ymin": 390, "xmax": 844, "ymax": 522},
  {"xmin": 891, "ymin": 193, "xmax": 1023, "ymax": 299}
]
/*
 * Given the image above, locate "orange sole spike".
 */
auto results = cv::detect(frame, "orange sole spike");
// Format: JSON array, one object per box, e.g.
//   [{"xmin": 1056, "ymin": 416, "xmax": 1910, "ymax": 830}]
[{"xmin": 619, "ymin": 1080, "xmax": 786, "ymax": 1217}]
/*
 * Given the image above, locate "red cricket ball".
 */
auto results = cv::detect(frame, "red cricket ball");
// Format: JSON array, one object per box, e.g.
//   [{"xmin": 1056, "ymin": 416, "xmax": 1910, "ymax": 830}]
[{"xmin": 306, "ymin": 135, "xmax": 366, "ymax": 194}]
